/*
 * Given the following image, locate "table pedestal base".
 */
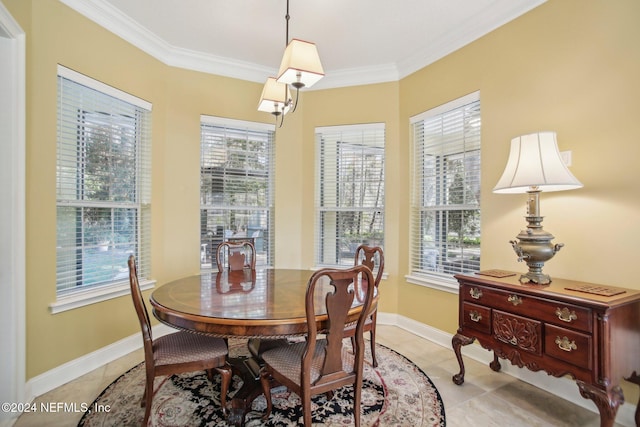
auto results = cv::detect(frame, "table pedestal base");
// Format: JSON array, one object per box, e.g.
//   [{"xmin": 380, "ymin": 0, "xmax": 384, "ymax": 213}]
[
  {"xmin": 227, "ymin": 357, "xmax": 263, "ymax": 427},
  {"xmin": 227, "ymin": 339, "xmax": 290, "ymax": 426}
]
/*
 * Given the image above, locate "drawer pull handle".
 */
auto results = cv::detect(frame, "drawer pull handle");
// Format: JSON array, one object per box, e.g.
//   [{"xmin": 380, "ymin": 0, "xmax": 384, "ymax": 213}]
[
  {"xmin": 507, "ymin": 295, "xmax": 522, "ymax": 306},
  {"xmin": 469, "ymin": 288, "xmax": 483, "ymax": 300},
  {"xmin": 555, "ymin": 307, "xmax": 578, "ymax": 323},
  {"xmin": 469, "ymin": 311, "xmax": 482, "ymax": 322},
  {"xmin": 555, "ymin": 336, "xmax": 578, "ymax": 352},
  {"xmin": 509, "ymin": 337, "xmax": 518, "ymax": 346}
]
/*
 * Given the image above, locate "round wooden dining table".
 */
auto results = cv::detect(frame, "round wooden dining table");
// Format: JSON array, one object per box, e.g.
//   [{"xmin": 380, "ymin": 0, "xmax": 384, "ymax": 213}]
[
  {"xmin": 150, "ymin": 268, "xmax": 375, "ymax": 337},
  {"xmin": 149, "ymin": 268, "xmax": 376, "ymax": 426}
]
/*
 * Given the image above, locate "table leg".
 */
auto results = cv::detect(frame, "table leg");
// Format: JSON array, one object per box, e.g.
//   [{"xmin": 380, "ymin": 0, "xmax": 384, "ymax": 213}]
[
  {"xmin": 452, "ymin": 332, "xmax": 475, "ymax": 385},
  {"xmin": 576, "ymin": 381, "xmax": 625, "ymax": 427}
]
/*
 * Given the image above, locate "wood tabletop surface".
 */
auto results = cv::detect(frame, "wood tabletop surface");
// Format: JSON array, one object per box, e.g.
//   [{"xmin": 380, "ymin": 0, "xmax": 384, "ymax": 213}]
[{"xmin": 150, "ymin": 268, "xmax": 376, "ymax": 338}]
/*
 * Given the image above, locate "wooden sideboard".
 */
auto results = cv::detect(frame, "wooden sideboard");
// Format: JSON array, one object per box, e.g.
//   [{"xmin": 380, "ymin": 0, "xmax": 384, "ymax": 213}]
[{"xmin": 451, "ymin": 272, "xmax": 640, "ymax": 427}]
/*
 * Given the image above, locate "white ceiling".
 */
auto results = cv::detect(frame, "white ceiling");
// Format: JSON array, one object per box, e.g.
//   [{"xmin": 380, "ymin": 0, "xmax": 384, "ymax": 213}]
[{"xmin": 62, "ymin": 0, "xmax": 546, "ymax": 89}]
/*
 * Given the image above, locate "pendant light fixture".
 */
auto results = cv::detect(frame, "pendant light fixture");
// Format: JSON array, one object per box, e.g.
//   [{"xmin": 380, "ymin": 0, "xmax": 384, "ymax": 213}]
[{"xmin": 257, "ymin": 0, "xmax": 324, "ymax": 126}]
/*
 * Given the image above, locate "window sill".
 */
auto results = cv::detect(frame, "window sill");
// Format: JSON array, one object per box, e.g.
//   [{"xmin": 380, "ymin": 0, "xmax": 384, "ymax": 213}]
[
  {"xmin": 405, "ymin": 274, "xmax": 459, "ymax": 294},
  {"xmin": 50, "ymin": 279, "xmax": 156, "ymax": 314}
]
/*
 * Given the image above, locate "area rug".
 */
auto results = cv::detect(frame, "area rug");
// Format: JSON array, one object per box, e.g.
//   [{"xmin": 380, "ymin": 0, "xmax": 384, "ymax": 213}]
[{"xmin": 78, "ymin": 339, "xmax": 445, "ymax": 426}]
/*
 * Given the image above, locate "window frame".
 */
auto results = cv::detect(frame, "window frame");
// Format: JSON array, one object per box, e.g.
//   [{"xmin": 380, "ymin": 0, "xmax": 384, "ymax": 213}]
[
  {"xmin": 200, "ymin": 115, "xmax": 276, "ymax": 270},
  {"xmin": 52, "ymin": 65, "xmax": 153, "ymax": 313},
  {"xmin": 407, "ymin": 92, "xmax": 481, "ymax": 293},
  {"xmin": 315, "ymin": 123, "xmax": 385, "ymax": 268}
]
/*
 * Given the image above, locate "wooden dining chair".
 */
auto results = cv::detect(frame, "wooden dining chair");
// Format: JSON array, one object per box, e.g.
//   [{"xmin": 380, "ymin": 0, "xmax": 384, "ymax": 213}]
[
  {"xmin": 258, "ymin": 265, "xmax": 376, "ymax": 427},
  {"xmin": 127, "ymin": 255, "xmax": 232, "ymax": 425},
  {"xmin": 215, "ymin": 241, "xmax": 256, "ymax": 271},
  {"xmin": 343, "ymin": 245, "xmax": 384, "ymax": 366}
]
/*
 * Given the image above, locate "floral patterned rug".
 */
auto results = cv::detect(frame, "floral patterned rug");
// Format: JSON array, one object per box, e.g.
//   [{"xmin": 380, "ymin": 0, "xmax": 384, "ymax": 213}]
[{"xmin": 78, "ymin": 339, "xmax": 445, "ymax": 426}]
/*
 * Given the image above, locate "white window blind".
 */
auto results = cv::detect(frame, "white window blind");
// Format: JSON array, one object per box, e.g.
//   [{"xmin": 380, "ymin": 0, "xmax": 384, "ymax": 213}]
[
  {"xmin": 410, "ymin": 92, "xmax": 481, "ymax": 281},
  {"xmin": 315, "ymin": 123, "xmax": 385, "ymax": 267},
  {"xmin": 56, "ymin": 65, "xmax": 152, "ymax": 297},
  {"xmin": 200, "ymin": 116, "xmax": 275, "ymax": 269}
]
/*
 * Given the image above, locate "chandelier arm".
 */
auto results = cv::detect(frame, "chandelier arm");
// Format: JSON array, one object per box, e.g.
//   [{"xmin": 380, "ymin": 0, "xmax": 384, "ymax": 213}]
[{"xmin": 290, "ymin": 86, "xmax": 300, "ymax": 113}]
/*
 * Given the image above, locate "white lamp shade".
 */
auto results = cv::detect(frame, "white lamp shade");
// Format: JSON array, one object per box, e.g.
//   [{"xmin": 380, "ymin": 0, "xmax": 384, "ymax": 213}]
[
  {"xmin": 276, "ymin": 39, "xmax": 324, "ymax": 88},
  {"xmin": 257, "ymin": 77, "xmax": 292, "ymax": 115},
  {"xmin": 493, "ymin": 132, "xmax": 583, "ymax": 194}
]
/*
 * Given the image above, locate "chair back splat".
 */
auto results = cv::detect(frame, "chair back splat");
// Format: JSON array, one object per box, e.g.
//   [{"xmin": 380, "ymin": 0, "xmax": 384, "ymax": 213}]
[
  {"xmin": 355, "ymin": 244, "xmax": 384, "ymax": 287},
  {"xmin": 215, "ymin": 241, "xmax": 256, "ymax": 271},
  {"xmin": 259, "ymin": 265, "xmax": 375, "ymax": 427}
]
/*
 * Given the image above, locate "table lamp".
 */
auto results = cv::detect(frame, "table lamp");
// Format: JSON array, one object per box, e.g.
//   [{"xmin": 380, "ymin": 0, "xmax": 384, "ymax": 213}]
[{"xmin": 493, "ymin": 132, "xmax": 583, "ymax": 284}]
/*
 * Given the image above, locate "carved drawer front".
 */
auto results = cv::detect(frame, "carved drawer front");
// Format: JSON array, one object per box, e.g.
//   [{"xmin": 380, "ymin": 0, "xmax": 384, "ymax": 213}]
[
  {"xmin": 545, "ymin": 324, "xmax": 592, "ymax": 370},
  {"xmin": 462, "ymin": 302, "xmax": 491, "ymax": 334},
  {"xmin": 493, "ymin": 310, "xmax": 542, "ymax": 355}
]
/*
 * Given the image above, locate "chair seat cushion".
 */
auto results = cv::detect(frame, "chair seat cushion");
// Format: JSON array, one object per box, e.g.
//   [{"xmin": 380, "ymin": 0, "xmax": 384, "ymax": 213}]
[
  {"xmin": 154, "ymin": 331, "xmax": 228, "ymax": 367},
  {"xmin": 261, "ymin": 340, "xmax": 355, "ymax": 385},
  {"xmin": 343, "ymin": 316, "xmax": 373, "ymax": 333}
]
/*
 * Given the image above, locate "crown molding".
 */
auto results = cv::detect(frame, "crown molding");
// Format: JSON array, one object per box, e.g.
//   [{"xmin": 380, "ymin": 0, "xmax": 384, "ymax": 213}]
[
  {"xmin": 59, "ymin": 0, "xmax": 275, "ymax": 83},
  {"xmin": 0, "ymin": 0, "xmax": 25, "ymax": 37},
  {"xmin": 163, "ymin": 45, "xmax": 275, "ymax": 84},
  {"xmin": 60, "ymin": 0, "xmax": 546, "ymax": 89},
  {"xmin": 397, "ymin": 0, "xmax": 547, "ymax": 79},
  {"xmin": 311, "ymin": 62, "xmax": 400, "ymax": 90}
]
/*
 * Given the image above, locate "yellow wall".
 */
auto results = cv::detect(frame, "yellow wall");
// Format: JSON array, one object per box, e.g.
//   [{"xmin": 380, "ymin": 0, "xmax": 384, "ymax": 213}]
[
  {"xmin": 8, "ymin": 0, "xmax": 275, "ymax": 378},
  {"xmin": 399, "ymin": 0, "xmax": 640, "ymax": 335},
  {"xmin": 396, "ymin": 0, "xmax": 640, "ymax": 403},
  {"xmin": 5, "ymin": 1, "xmax": 640, "ymax": 404}
]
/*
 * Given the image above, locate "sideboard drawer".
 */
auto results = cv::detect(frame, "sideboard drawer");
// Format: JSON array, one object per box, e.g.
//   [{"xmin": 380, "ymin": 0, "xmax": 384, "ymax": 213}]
[
  {"xmin": 461, "ymin": 283, "xmax": 592, "ymax": 333},
  {"xmin": 541, "ymin": 303, "xmax": 592, "ymax": 333},
  {"xmin": 462, "ymin": 302, "xmax": 491, "ymax": 334},
  {"xmin": 545, "ymin": 324, "xmax": 592, "ymax": 370}
]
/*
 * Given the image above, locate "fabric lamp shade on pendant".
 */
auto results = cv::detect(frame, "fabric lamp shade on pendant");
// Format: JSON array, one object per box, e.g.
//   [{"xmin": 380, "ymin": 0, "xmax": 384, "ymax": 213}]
[
  {"xmin": 257, "ymin": 77, "xmax": 292, "ymax": 116},
  {"xmin": 276, "ymin": 39, "xmax": 324, "ymax": 89},
  {"xmin": 493, "ymin": 131, "xmax": 582, "ymax": 285}
]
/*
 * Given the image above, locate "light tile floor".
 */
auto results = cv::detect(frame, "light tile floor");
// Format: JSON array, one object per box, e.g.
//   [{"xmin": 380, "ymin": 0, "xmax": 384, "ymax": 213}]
[{"xmin": 12, "ymin": 325, "xmax": 625, "ymax": 426}]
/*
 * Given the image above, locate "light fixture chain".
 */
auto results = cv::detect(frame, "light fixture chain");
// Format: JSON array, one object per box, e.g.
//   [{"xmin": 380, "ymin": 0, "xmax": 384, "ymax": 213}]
[{"xmin": 285, "ymin": 0, "xmax": 290, "ymax": 46}]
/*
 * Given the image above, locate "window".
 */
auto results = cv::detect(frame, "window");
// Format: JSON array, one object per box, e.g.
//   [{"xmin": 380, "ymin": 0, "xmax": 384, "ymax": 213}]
[
  {"xmin": 55, "ymin": 65, "xmax": 152, "ymax": 304},
  {"xmin": 409, "ymin": 92, "xmax": 481, "ymax": 288},
  {"xmin": 315, "ymin": 123, "xmax": 385, "ymax": 267},
  {"xmin": 200, "ymin": 116, "xmax": 275, "ymax": 269}
]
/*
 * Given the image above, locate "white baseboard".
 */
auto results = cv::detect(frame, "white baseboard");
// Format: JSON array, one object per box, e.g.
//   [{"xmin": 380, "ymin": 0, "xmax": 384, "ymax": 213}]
[
  {"xmin": 23, "ymin": 323, "xmax": 173, "ymax": 402},
  {"xmin": 378, "ymin": 312, "xmax": 637, "ymax": 427},
  {"xmin": 23, "ymin": 314, "xmax": 636, "ymax": 427}
]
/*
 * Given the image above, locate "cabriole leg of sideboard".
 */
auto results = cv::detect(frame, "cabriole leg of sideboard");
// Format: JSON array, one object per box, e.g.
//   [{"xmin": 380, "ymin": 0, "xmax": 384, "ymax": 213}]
[
  {"xmin": 576, "ymin": 381, "xmax": 625, "ymax": 427},
  {"xmin": 624, "ymin": 371, "xmax": 640, "ymax": 426},
  {"xmin": 489, "ymin": 351, "xmax": 502, "ymax": 372},
  {"xmin": 452, "ymin": 332, "xmax": 475, "ymax": 385}
]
